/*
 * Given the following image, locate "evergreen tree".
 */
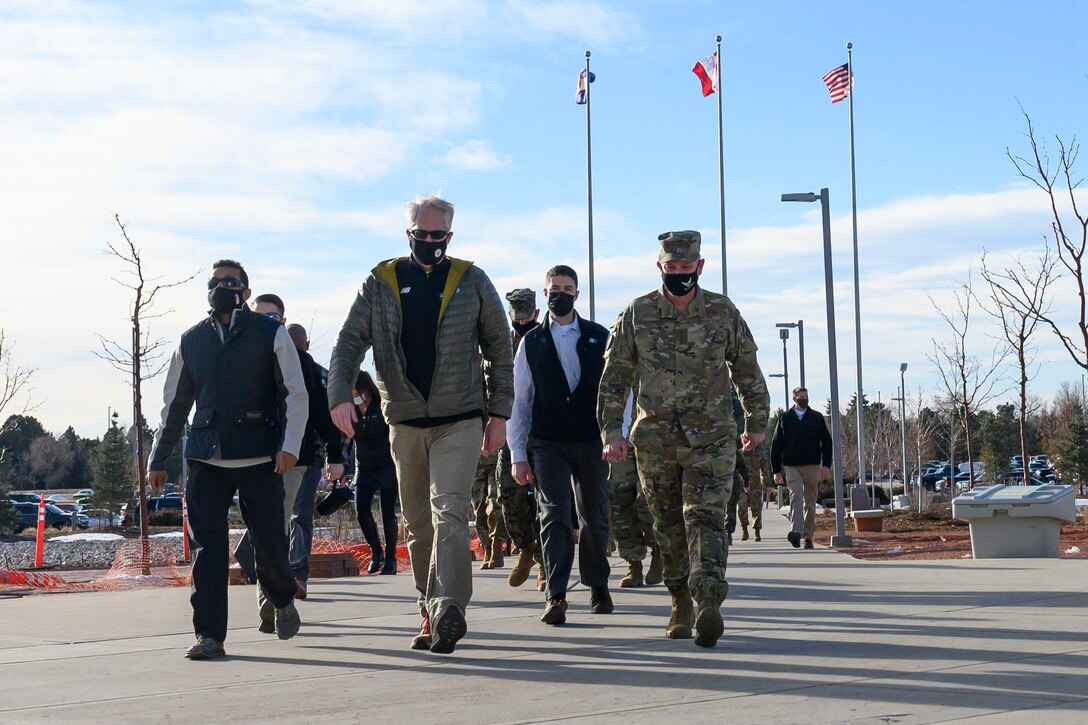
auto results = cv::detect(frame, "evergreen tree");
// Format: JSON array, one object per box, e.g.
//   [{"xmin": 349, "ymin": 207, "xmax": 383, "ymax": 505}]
[
  {"xmin": 979, "ymin": 404, "xmax": 1019, "ymax": 482},
  {"xmin": 0, "ymin": 477, "xmax": 17, "ymax": 533},
  {"xmin": 93, "ymin": 413, "xmax": 132, "ymax": 520},
  {"xmin": 1057, "ymin": 418, "xmax": 1088, "ymax": 494}
]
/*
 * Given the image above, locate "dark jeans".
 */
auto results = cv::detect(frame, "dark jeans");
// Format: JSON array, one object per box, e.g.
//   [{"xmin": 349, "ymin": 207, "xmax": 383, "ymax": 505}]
[
  {"xmin": 290, "ymin": 464, "xmax": 323, "ymax": 580},
  {"xmin": 355, "ymin": 462, "xmax": 398, "ymax": 558},
  {"xmin": 531, "ymin": 439, "xmax": 611, "ymax": 600},
  {"xmin": 187, "ymin": 461, "xmax": 297, "ymax": 642}
]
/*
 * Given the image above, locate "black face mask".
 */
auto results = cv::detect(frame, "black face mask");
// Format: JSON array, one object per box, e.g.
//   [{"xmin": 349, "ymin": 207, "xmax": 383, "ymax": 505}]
[
  {"xmin": 662, "ymin": 272, "xmax": 698, "ymax": 297},
  {"xmin": 410, "ymin": 238, "xmax": 448, "ymax": 267},
  {"xmin": 208, "ymin": 286, "xmax": 244, "ymax": 314},
  {"xmin": 547, "ymin": 291, "xmax": 575, "ymax": 318},
  {"xmin": 794, "ymin": 398, "xmax": 809, "ymax": 409},
  {"xmin": 512, "ymin": 320, "xmax": 537, "ymax": 337}
]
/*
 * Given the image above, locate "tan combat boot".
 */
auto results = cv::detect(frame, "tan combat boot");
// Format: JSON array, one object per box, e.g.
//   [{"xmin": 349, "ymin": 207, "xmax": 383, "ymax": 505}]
[
  {"xmin": 536, "ymin": 561, "xmax": 547, "ymax": 591},
  {"xmin": 665, "ymin": 585, "xmax": 695, "ymax": 639},
  {"xmin": 507, "ymin": 547, "xmax": 535, "ymax": 587},
  {"xmin": 479, "ymin": 537, "xmax": 493, "ymax": 570},
  {"xmin": 487, "ymin": 534, "xmax": 505, "ymax": 569},
  {"xmin": 620, "ymin": 560, "xmax": 643, "ymax": 588},
  {"xmin": 645, "ymin": 546, "xmax": 663, "ymax": 586},
  {"xmin": 694, "ymin": 600, "xmax": 725, "ymax": 648}
]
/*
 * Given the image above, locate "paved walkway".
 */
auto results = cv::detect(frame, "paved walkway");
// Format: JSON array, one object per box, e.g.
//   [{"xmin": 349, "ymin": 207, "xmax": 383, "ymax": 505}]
[{"xmin": 1, "ymin": 510, "xmax": 1086, "ymax": 723}]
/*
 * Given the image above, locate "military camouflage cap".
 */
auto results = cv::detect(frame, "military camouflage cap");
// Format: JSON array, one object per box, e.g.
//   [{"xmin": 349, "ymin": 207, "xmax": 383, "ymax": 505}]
[
  {"xmin": 658, "ymin": 230, "xmax": 702, "ymax": 262},
  {"xmin": 505, "ymin": 288, "xmax": 537, "ymax": 319}
]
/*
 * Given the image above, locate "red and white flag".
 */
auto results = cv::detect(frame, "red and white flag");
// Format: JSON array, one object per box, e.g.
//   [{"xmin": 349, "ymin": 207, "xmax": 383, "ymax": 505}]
[
  {"xmin": 822, "ymin": 63, "xmax": 850, "ymax": 103},
  {"xmin": 692, "ymin": 51, "xmax": 718, "ymax": 97}
]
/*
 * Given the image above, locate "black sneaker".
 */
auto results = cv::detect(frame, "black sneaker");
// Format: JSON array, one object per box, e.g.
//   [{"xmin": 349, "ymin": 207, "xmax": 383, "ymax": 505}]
[
  {"xmin": 184, "ymin": 635, "xmax": 225, "ymax": 660},
  {"xmin": 804, "ymin": 538, "xmax": 814, "ymax": 549},
  {"xmin": 590, "ymin": 586, "xmax": 614, "ymax": 614},
  {"xmin": 541, "ymin": 597, "xmax": 568, "ymax": 625},
  {"xmin": 787, "ymin": 531, "xmax": 801, "ymax": 548},
  {"xmin": 429, "ymin": 606, "xmax": 467, "ymax": 654}
]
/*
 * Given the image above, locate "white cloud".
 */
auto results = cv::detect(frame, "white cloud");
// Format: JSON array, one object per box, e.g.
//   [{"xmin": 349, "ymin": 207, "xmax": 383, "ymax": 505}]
[{"xmin": 441, "ymin": 140, "xmax": 510, "ymax": 171}]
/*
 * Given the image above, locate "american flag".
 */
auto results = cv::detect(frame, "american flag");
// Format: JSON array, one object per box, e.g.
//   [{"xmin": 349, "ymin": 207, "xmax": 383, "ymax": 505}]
[{"xmin": 822, "ymin": 63, "xmax": 850, "ymax": 103}]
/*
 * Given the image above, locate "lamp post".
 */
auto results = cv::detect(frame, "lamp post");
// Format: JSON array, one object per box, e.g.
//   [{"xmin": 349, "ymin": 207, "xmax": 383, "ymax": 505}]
[
  {"xmin": 781, "ymin": 189, "xmax": 851, "ymax": 546},
  {"xmin": 769, "ymin": 373, "xmax": 786, "ymax": 410},
  {"xmin": 779, "ymin": 327, "xmax": 790, "ymax": 408},
  {"xmin": 775, "ymin": 321, "xmax": 805, "ymax": 388},
  {"xmin": 898, "ymin": 363, "xmax": 908, "ymax": 508}
]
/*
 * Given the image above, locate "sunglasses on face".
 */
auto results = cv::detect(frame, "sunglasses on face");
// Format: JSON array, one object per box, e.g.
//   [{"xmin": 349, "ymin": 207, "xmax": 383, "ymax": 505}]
[
  {"xmin": 262, "ymin": 312, "xmax": 283, "ymax": 321},
  {"xmin": 408, "ymin": 228, "xmax": 450, "ymax": 241},
  {"xmin": 208, "ymin": 277, "xmax": 246, "ymax": 290}
]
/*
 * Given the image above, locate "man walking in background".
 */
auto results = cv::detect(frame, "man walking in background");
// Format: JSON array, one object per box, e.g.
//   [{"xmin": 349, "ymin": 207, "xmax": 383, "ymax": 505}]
[{"xmin": 770, "ymin": 387, "xmax": 832, "ymax": 550}]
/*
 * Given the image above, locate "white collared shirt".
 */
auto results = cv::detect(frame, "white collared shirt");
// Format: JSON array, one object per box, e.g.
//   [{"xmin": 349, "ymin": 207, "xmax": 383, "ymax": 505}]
[{"xmin": 508, "ymin": 315, "xmax": 582, "ymax": 463}]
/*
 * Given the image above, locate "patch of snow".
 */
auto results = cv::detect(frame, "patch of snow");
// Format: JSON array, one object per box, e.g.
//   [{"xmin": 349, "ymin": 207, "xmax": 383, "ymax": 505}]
[
  {"xmin": 1065, "ymin": 546, "xmax": 1081, "ymax": 554},
  {"xmin": 51, "ymin": 533, "xmax": 125, "ymax": 542},
  {"xmin": 150, "ymin": 532, "xmax": 184, "ymax": 539},
  {"xmin": 886, "ymin": 547, "xmax": 904, "ymax": 555}
]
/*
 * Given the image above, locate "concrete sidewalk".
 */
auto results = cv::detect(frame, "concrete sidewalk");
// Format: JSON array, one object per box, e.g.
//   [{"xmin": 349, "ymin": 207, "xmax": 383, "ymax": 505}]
[{"xmin": 1, "ymin": 510, "xmax": 1086, "ymax": 723}]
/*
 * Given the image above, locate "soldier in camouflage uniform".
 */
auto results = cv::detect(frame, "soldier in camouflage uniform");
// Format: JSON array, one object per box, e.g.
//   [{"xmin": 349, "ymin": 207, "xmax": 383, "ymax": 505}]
[
  {"xmin": 610, "ymin": 394, "xmax": 662, "ymax": 587},
  {"xmin": 472, "ymin": 450, "xmax": 508, "ymax": 568},
  {"xmin": 497, "ymin": 288, "xmax": 545, "ymax": 588},
  {"xmin": 725, "ymin": 441, "xmax": 750, "ymax": 544},
  {"xmin": 599, "ymin": 230, "xmax": 770, "ymax": 648},
  {"xmin": 738, "ymin": 446, "xmax": 768, "ymax": 540}
]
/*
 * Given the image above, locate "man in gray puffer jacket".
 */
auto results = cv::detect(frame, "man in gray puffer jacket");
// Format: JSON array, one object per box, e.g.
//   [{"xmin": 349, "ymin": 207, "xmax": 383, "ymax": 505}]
[{"xmin": 329, "ymin": 194, "xmax": 513, "ymax": 655}]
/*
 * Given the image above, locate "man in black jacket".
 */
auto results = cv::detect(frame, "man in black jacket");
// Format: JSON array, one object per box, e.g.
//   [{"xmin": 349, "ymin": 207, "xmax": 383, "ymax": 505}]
[
  {"xmin": 235, "ymin": 297, "xmax": 345, "ymax": 603},
  {"xmin": 509, "ymin": 265, "xmax": 612, "ymax": 625},
  {"xmin": 148, "ymin": 260, "xmax": 309, "ymax": 660},
  {"xmin": 769, "ymin": 387, "xmax": 832, "ymax": 549}
]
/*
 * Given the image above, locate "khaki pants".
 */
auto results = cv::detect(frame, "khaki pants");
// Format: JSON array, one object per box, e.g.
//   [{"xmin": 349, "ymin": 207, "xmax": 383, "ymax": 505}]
[
  {"xmin": 390, "ymin": 418, "xmax": 482, "ymax": 621},
  {"xmin": 784, "ymin": 464, "xmax": 821, "ymax": 540}
]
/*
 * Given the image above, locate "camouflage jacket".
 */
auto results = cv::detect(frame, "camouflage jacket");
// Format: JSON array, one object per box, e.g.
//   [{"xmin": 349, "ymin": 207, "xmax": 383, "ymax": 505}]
[{"xmin": 598, "ymin": 287, "xmax": 770, "ymax": 449}]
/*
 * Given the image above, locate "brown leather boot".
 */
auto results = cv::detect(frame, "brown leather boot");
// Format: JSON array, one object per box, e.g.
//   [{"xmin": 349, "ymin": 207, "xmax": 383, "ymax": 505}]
[
  {"xmin": 479, "ymin": 537, "xmax": 493, "ymax": 570},
  {"xmin": 694, "ymin": 600, "xmax": 725, "ymax": 648},
  {"xmin": 645, "ymin": 546, "xmax": 663, "ymax": 586},
  {"xmin": 666, "ymin": 585, "xmax": 695, "ymax": 639},
  {"xmin": 619, "ymin": 560, "xmax": 643, "ymax": 588},
  {"xmin": 487, "ymin": 534, "xmax": 505, "ymax": 569},
  {"xmin": 536, "ymin": 561, "xmax": 546, "ymax": 591},
  {"xmin": 508, "ymin": 546, "xmax": 534, "ymax": 587}
]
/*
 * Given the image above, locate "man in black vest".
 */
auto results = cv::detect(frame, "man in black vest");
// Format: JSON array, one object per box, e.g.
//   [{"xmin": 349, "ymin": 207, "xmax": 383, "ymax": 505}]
[
  {"xmin": 148, "ymin": 260, "xmax": 309, "ymax": 660},
  {"xmin": 509, "ymin": 265, "xmax": 613, "ymax": 625}
]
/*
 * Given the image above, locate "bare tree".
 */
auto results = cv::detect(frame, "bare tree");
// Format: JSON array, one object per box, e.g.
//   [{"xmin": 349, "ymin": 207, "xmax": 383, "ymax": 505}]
[
  {"xmin": 1008, "ymin": 107, "xmax": 1088, "ymax": 370},
  {"xmin": 906, "ymin": 386, "xmax": 942, "ymax": 510},
  {"xmin": 95, "ymin": 215, "xmax": 197, "ymax": 552},
  {"xmin": 927, "ymin": 275, "xmax": 1008, "ymax": 488},
  {"xmin": 980, "ymin": 247, "xmax": 1057, "ymax": 471},
  {"xmin": 0, "ymin": 330, "xmax": 36, "ymax": 437}
]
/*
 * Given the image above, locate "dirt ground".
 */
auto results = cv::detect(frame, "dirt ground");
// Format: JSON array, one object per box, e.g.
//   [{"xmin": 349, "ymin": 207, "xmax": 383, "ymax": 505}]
[{"xmin": 812, "ymin": 504, "xmax": 1088, "ymax": 560}]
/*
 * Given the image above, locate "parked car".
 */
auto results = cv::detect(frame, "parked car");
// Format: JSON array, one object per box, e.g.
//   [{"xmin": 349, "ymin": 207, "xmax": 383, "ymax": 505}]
[
  {"xmin": 74, "ymin": 488, "xmax": 95, "ymax": 498},
  {"xmin": 8, "ymin": 492, "xmax": 41, "ymax": 504},
  {"xmin": 12, "ymin": 502, "xmax": 84, "ymax": 532},
  {"xmin": 122, "ymin": 495, "xmax": 184, "ymax": 526},
  {"xmin": 82, "ymin": 508, "xmax": 122, "ymax": 528}
]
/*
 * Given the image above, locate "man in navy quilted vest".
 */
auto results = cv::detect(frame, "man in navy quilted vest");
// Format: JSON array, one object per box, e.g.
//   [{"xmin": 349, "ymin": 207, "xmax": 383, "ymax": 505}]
[{"xmin": 149, "ymin": 259, "xmax": 309, "ymax": 660}]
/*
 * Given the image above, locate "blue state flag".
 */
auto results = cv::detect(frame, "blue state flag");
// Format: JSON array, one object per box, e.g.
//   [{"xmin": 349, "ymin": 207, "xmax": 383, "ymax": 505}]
[{"xmin": 575, "ymin": 68, "xmax": 596, "ymax": 104}]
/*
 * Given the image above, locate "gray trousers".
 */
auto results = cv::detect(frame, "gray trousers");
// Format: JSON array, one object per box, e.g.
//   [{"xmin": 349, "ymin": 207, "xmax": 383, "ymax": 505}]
[{"xmin": 531, "ymin": 439, "xmax": 611, "ymax": 600}]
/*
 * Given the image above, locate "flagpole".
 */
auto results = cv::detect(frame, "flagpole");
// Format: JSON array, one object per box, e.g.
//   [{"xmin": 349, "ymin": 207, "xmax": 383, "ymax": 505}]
[
  {"xmin": 715, "ymin": 35, "xmax": 727, "ymax": 297},
  {"xmin": 846, "ymin": 41, "xmax": 867, "ymax": 499},
  {"xmin": 584, "ymin": 50, "xmax": 596, "ymax": 320}
]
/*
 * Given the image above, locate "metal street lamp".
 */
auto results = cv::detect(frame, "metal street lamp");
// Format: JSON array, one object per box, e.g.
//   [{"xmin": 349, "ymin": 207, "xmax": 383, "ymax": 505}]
[
  {"xmin": 775, "ymin": 321, "xmax": 805, "ymax": 388},
  {"xmin": 779, "ymin": 327, "xmax": 790, "ymax": 409},
  {"xmin": 781, "ymin": 189, "xmax": 852, "ymax": 547},
  {"xmin": 898, "ymin": 363, "xmax": 908, "ymax": 509}
]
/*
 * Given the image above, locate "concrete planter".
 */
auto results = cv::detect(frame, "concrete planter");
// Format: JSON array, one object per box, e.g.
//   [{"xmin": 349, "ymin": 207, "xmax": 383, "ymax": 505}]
[{"xmin": 851, "ymin": 509, "xmax": 885, "ymax": 533}]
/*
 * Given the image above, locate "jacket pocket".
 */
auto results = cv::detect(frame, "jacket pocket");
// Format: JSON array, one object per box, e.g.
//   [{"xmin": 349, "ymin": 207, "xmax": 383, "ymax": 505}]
[{"xmin": 191, "ymin": 407, "xmax": 215, "ymax": 429}]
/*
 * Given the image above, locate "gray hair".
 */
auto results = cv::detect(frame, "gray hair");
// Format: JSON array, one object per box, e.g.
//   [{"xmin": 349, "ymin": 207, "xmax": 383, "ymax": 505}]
[{"xmin": 405, "ymin": 193, "xmax": 455, "ymax": 229}]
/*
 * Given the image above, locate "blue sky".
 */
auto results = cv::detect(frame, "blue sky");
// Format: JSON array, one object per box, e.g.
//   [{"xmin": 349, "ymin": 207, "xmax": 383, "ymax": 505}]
[{"xmin": 2, "ymin": 0, "xmax": 1087, "ymax": 437}]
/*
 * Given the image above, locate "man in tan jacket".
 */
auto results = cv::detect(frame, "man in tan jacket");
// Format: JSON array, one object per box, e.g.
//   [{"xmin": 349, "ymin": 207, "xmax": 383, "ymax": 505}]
[{"xmin": 329, "ymin": 194, "xmax": 513, "ymax": 655}]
